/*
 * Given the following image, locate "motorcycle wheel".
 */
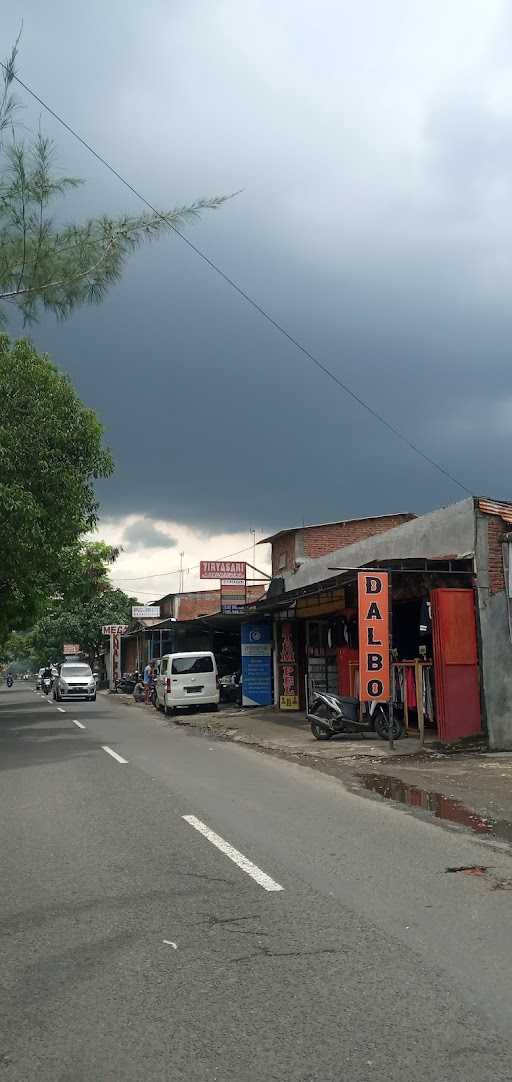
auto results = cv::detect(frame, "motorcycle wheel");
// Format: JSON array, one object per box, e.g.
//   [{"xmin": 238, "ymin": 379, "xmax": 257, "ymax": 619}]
[
  {"xmin": 310, "ymin": 721, "xmax": 331, "ymax": 741},
  {"xmin": 374, "ymin": 707, "xmax": 404, "ymax": 741}
]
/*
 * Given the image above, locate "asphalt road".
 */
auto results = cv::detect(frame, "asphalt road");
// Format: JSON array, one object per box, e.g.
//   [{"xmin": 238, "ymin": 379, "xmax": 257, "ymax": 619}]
[{"xmin": 2, "ymin": 684, "xmax": 512, "ymax": 1081}]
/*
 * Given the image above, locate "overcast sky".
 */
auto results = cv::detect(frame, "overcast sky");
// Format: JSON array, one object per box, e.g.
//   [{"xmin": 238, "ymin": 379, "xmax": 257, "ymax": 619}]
[{"xmin": 2, "ymin": 1, "xmax": 512, "ymax": 596}]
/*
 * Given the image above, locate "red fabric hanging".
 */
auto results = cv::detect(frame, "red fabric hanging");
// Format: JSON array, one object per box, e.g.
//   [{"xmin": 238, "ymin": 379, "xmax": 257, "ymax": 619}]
[{"xmin": 405, "ymin": 667, "xmax": 417, "ymax": 709}]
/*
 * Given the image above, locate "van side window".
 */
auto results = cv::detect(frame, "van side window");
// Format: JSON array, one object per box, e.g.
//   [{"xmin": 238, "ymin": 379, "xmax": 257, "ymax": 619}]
[{"xmin": 160, "ymin": 659, "xmax": 167, "ymax": 675}]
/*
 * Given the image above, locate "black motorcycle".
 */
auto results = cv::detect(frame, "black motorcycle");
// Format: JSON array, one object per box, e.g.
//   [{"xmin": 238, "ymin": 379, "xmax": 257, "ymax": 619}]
[
  {"xmin": 307, "ymin": 691, "xmax": 404, "ymax": 742},
  {"xmin": 6, "ymin": 675, "xmax": 13, "ymax": 688},
  {"xmin": 42, "ymin": 675, "xmax": 52, "ymax": 695},
  {"xmin": 114, "ymin": 671, "xmax": 141, "ymax": 695}
]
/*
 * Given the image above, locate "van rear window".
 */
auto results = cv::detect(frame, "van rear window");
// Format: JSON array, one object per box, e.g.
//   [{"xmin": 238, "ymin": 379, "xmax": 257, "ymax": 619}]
[{"xmin": 171, "ymin": 656, "xmax": 214, "ymax": 674}]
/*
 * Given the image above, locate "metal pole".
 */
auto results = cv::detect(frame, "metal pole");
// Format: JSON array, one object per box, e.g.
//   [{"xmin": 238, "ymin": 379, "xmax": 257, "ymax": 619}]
[{"xmin": 415, "ymin": 659, "xmax": 425, "ymax": 747}]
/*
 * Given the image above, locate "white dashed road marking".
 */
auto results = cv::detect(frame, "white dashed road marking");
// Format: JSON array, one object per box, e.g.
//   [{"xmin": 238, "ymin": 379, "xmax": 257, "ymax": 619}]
[
  {"xmin": 57, "ymin": 707, "xmax": 66, "ymax": 713},
  {"xmin": 182, "ymin": 814, "xmax": 284, "ymax": 893},
  {"xmin": 72, "ymin": 719, "xmax": 86, "ymax": 729},
  {"xmin": 102, "ymin": 745, "xmax": 128, "ymax": 764}
]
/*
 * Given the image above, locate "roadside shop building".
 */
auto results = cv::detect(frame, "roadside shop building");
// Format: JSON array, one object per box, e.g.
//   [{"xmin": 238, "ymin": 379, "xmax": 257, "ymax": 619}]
[{"xmin": 252, "ymin": 499, "xmax": 512, "ymax": 750}]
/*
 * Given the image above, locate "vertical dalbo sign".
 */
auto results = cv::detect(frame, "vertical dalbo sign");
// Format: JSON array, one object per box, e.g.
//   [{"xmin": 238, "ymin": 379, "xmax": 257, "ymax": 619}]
[
  {"xmin": 241, "ymin": 623, "xmax": 272, "ymax": 706},
  {"xmin": 358, "ymin": 572, "xmax": 390, "ymax": 702}
]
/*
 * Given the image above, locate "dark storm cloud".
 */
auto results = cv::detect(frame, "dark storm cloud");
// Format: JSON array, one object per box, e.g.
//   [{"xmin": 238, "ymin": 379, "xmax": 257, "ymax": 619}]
[
  {"xmin": 122, "ymin": 519, "xmax": 177, "ymax": 551},
  {"xmin": 2, "ymin": 1, "xmax": 512, "ymax": 533}
]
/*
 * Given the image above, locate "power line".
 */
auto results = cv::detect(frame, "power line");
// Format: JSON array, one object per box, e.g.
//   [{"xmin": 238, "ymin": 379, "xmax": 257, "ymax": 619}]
[
  {"xmin": 110, "ymin": 543, "xmax": 256, "ymax": 583},
  {"xmin": 4, "ymin": 65, "xmax": 473, "ymax": 497}
]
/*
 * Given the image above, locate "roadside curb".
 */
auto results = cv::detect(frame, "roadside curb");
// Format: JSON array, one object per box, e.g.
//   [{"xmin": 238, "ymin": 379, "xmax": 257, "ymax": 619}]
[
  {"xmin": 168, "ymin": 713, "xmax": 429, "ymax": 763},
  {"xmin": 105, "ymin": 691, "xmax": 494, "ymax": 766}
]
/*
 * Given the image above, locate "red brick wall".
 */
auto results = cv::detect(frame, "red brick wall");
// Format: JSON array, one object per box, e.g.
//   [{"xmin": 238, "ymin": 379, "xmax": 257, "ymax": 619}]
[
  {"xmin": 271, "ymin": 533, "xmax": 297, "ymax": 576},
  {"xmin": 177, "ymin": 591, "xmax": 220, "ymax": 620},
  {"xmin": 302, "ymin": 515, "xmax": 415, "ymax": 559},
  {"xmin": 176, "ymin": 584, "xmax": 267, "ymax": 620},
  {"xmin": 487, "ymin": 517, "xmax": 507, "ymax": 594},
  {"xmin": 246, "ymin": 584, "xmax": 268, "ymax": 603}
]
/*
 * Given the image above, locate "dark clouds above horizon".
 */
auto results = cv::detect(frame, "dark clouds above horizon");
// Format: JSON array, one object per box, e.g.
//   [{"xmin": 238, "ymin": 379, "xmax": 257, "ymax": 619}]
[{"xmin": 3, "ymin": 1, "xmax": 512, "ymax": 534}]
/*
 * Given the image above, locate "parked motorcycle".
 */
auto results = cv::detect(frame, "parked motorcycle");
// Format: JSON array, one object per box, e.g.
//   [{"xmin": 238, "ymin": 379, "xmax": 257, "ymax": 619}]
[
  {"xmin": 307, "ymin": 692, "xmax": 404, "ymax": 742},
  {"xmin": 219, "ymin": 671, "xmax": 242, "ymax": 704},
  {"xmin": 114, "ymin": 671, "xmax": 141, "ymax": 695}
]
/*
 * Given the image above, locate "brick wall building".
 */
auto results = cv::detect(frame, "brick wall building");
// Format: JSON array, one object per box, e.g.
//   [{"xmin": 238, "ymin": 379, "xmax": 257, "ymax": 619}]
[
  {"xmin": 486, "ymin": 515, "xmax": 507, "ymax": 595},
  {"xmin": 155, "ymin": 585, "xmax": 267, "ymax": 621},
  {"xmin": 260, "ymin": 514, "xmax": 416, "ymax": 577}
]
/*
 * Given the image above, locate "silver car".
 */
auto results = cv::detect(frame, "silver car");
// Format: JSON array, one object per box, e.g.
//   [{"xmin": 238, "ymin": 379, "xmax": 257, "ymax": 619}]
[{"xmin": 54, "ymin": 662, "xmax": 96, "ymax": 702}]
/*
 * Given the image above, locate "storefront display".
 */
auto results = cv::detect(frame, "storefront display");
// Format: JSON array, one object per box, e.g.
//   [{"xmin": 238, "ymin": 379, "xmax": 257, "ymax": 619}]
[{"xmin": 277, "ymin": 621, "xmax": 300, "ymax": 710}]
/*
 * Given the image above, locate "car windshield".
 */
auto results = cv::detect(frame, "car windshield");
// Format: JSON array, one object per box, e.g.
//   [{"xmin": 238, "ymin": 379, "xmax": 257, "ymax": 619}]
[
  {"xmin": 171, "ymin": 656, "xmax": 214, "ymax": 674},
  {"xmin": 62, "ymin": 666, "xmax": 92, "ymax": 677}
]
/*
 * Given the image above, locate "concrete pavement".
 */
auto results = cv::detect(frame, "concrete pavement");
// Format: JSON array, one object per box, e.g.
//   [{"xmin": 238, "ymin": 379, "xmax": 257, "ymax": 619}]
[
  {"xmin": 117, "ymin": 692, "xmax": 512, "ymax": 825},
  {"xmin": 112, "ymin": 692, "xmax": 427, "ymax": 759},
  {"xmin": 3, "ymin": 684, "xmax": 512, "ymax": 1080}
]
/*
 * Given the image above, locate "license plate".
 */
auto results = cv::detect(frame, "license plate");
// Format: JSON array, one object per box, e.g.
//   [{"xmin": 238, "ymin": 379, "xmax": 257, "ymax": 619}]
[{"xmin": 185, "ymin": 686, "xmax": 203, "ymax": 694}]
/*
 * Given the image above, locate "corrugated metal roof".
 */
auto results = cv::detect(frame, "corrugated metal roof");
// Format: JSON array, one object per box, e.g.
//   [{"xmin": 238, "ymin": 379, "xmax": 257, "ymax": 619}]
[
  {"xmin": 478, "ymin": 498, "xmax": 512, "ymax": 524},
  {"xmin": 258, "ymin": 513, "xmax": 416, "ymax": 545}
]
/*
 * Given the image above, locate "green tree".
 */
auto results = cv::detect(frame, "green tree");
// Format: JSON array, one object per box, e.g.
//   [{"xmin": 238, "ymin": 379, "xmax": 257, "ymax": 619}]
[
  {"xmin": 30, "ymin": 587, "xmax": 134, "ymax": 667},
  {"xmin": 0, "ymin": 39, "xmax": 230, "ymax": 324},
  {"xmin": 27, "ymin": 540, "xmax": 135, "ymax": 667},
  {"xmin": 0, "ymin": 629, "xmax": 37, "ymax": 671},
  {"xmin": 56, "ymin": 540, "xmax": 121, "ymax": 607},
  {"xmin": 0, "ymin": 334, "xmax": 113, "ymax": 642}
]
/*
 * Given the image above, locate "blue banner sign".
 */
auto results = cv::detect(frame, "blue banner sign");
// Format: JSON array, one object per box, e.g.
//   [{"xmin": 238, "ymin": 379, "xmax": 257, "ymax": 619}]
[{"xmin": 241, "ymin": 622, "xmax": 273, "ymax": 707}]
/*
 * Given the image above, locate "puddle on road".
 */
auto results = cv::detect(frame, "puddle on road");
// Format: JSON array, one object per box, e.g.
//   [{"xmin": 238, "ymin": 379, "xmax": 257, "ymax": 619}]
[{"xmin": 357, "ymin": 773, "xmax": 512, "ymax": 844}]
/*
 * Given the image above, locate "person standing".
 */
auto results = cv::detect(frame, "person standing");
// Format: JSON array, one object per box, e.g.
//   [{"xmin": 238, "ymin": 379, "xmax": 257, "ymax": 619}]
[{"xmin": 143, "ymin": 660, "xmax": 153, "ymax": 704}]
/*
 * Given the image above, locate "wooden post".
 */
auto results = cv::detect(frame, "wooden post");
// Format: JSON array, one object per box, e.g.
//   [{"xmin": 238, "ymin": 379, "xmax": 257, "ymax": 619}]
[
  {"xmin": 388, "ymin": 577, "xmax": 394, "ymax": 751},
  {"xmin": 402, "ymin": 664, "xmax": 409, "ymax": 731},
  {"xmin": 415, "ymin": 659, "xmax": 425, "ymax": 747}
]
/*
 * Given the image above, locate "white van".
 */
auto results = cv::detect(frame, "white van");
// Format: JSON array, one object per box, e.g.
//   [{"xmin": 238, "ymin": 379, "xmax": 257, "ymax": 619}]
[{"xmin": 155, "ymin": 652, "xmax": 219, "ymax": 714}]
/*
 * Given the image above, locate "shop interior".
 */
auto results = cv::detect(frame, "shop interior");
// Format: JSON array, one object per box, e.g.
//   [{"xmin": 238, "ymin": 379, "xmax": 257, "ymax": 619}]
[{"xmin": 299, "ymin": 560, "xmax": 475, "ymax": 739}]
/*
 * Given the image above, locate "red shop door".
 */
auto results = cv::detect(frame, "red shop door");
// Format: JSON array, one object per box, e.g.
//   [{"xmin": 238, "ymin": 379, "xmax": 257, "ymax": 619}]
[{"xmin": 431, "ymin": 588, "xmax": 481, "ymax": 742}]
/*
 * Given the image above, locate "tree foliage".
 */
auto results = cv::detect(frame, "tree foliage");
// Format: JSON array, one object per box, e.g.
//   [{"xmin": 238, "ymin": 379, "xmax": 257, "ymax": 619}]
[
  {"xmin": 56, "ymin": 540, "xmax": 121, "ymax": 608},
  {"xmin": 13, "ymin": 540, "xmax": 135, "ymax": 666},
  {"xmin": 0, "ymin": 38, "xmax": 231, "ymax": 324},
  {"xmin": 0, "ymin": 335, "xmax": 113, "ymax": 641},
  {"xmin": 30, "ymin": 588, "xmax": 133, "ymax": 667},
  {"xmin": 0, "ymin": 629, "xmax": 37, "ymax": 671}
]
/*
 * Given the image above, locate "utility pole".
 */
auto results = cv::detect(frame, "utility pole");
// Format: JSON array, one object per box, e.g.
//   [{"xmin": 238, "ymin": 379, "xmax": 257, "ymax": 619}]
[
  {"xmin": 179, "ymin": 551, "xmax": 184, "ymax": 594},
  {"xmin": 250, "ymin": 529, "xmax": 256, "ymax": 570}
]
